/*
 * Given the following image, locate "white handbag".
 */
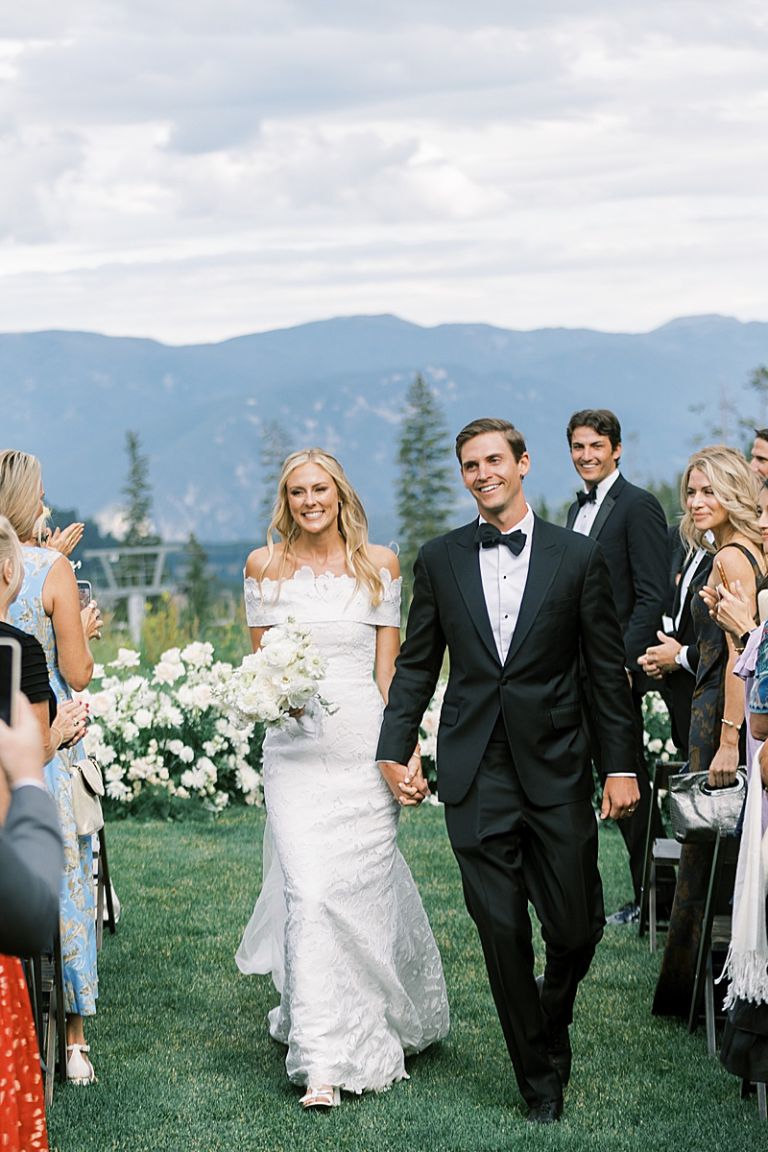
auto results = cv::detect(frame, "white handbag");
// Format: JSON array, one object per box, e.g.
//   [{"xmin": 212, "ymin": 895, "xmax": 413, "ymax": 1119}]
[{"xmin": 70, "ymin": 756, "xmax": 106, "ymax": 836}]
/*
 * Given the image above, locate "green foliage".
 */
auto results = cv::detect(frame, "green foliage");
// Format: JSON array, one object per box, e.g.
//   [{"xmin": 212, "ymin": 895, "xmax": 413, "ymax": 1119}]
[
  {"xmin": 122, "ymin": 430, "xmax": 159, "ymax": 547},
  {"xmin": 182, "ymin": 532, "xmax": 214, "ymax": 631},
  {"xmin": 259, "ymin": 418, "xmax": 292, "ymax": 540},
  {"xmin": 396, "ymin": 374, "xmax": 454, "ymax": 593},
  {"xmin": 645, "ymin": 475, "xmax": 682, "ymax": 524},
  {"xmin": 47, "ymin": 811, "xmax": 765, "ymax": 1150}
]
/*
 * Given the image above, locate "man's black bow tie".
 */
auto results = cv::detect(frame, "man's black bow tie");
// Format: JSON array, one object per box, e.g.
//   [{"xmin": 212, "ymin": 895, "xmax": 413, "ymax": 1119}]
[
  {"xmin": 475, "ymin": 522, "xmax": 527, "ymax": 556},
  {"xmin": 576, "ymin": 487, "xmax": 598, "ymax": 507}
]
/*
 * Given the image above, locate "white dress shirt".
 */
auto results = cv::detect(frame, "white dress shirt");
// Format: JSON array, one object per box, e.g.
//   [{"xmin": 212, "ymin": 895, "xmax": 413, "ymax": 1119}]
[
  {"xmin": 572, "ymin": 466, "xmax": 622, "ymax": 536},
  {"xmin": 477, "ymin": 505, "xmax": 534, "ymax": 664}
]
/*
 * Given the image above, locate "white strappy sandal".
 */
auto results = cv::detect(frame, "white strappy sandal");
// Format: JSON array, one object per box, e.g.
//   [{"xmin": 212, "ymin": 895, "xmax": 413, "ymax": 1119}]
[
  {"xmin": 299, "ymin": 1085, "xmax": 341, "ymax": 1109},
  {"xmin": 66, "ymin": 1043, "xmax": 96, "ymax": 1085}
]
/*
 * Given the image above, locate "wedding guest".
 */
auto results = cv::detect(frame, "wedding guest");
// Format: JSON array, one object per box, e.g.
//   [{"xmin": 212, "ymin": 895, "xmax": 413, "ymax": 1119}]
[
  {"xmin": 0, "ymin": 515, "xmax": 85, "ymax": 772},
  {"xmin": 653, "ymin": 446, "xmax": 764, "ymax": 1019},
  {"xmin": 236, "ymin": 449, "xmax": 448, "ymax": 1109},
  {"xmin": 750, "ymin": 429, "xmax": 768, "ymax": 479},
  {"xmin": 0, "ymin": 449, "xmax": 101, "ymax": 1084},
  {"xmin": 0, "ymin": 692, "xmax": 62, "ymax": 1152},
  {"xmin": 639, "ymin": 525, "xmax": 712, "ymax": 758},
  {"xmin": 565, "ymin": 408, "xmax": 669, "ymax": 924}
]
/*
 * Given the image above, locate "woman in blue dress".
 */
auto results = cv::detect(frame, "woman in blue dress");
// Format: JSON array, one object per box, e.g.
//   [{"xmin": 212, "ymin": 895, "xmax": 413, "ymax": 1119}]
[{"xmin": 0, "ymin": 450, "xmax": 102, "ymax": 1084}]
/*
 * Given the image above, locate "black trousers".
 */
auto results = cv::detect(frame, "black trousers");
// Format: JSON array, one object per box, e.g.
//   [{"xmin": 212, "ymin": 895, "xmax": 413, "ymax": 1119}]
[{"xmin": 444, "ymin": 723, "xmax": 604, "ymax": 1108}]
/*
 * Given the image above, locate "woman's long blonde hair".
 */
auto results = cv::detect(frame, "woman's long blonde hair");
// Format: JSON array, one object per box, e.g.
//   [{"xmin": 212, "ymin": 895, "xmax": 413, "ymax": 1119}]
[
  {"xmin": 0, "ymin": 450, "xmax": 43, "ymax": 543},
  {"xmin": 0, "ymin": 514, "xmax": 24, "ymax": 606},
  {"xmin": 679, "ymin": 445, "xmax": 763, "ymax": 554},
  {"xmin": 261, "ymin": 448, "xmax": 385, "ymax": 605}
]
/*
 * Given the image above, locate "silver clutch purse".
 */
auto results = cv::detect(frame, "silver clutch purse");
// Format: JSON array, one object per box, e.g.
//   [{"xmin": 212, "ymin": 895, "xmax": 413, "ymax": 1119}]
[{"xmin": 668, "ymin": 768, "xmax": 747, "ymax": 843}]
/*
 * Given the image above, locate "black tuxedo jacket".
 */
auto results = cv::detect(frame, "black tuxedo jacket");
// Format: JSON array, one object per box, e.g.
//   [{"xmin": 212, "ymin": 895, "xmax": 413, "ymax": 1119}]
[
  {"xmin": 377, "ymin": 515, "xmax": 637, "ymax": 806},
  {"xmin": 566, "ymin": 473, "xmax": 668, "ymax": 671}
]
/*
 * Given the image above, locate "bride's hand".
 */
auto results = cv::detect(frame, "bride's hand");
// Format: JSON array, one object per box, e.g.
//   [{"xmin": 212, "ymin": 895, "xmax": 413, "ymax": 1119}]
[{"xmin": 403, "ymin": 747, "xmax": 430, "ymax": 804}]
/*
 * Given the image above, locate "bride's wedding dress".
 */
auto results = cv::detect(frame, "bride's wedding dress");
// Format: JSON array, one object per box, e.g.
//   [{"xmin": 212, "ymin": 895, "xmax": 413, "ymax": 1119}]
[{"xmin": 236, "ymin": 567, "xmax": 449, "ymax": 1093}]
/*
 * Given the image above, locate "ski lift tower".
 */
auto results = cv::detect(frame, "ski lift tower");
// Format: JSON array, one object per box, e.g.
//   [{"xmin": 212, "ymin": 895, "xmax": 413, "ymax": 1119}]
[{"xmin": 82, "ymin": 544, "xmax": 182, "ymax": 645}]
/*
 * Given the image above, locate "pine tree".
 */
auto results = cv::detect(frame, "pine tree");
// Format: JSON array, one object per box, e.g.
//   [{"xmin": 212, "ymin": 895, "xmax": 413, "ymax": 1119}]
[
  {"xmin": 396, "ymin": 374, "xmax": 455, "ymax": 594},
  {"xmin": 259, "ymin": 419, "xmax": 291, "ymax": 538},
  {"xmin": 122, "ymin": 431, "xmax": 159, "ymax": 546},
  {"xmin": 183, "ymin": 532, "xmax": 212, "ymax": 630}
]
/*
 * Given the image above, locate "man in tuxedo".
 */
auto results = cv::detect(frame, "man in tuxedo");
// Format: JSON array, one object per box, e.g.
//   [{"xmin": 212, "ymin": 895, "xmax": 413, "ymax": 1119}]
[
  {"xmin": 638, "ymin": 525, "xmax": 712, "ymax": 758},
  {"xmin": 565, "ymin": 409, "xmax": 668, "ymax": 924},
  {"xmin": 750, "ymin": 428, "xmax": 768, "ymax": 478},
  {"xmin": 377, "ymin": 417, "xmax": 638, "ymax": 1124}
]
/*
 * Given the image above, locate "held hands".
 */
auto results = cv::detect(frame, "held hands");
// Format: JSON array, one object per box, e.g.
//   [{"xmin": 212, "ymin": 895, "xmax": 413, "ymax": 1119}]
[
  {"xmin": 379, "ymin": 747, "xmax": 430, "ymax": 807},
  {"xmin": 638, "ymin": 631, "xmax": 682, "ymax": 679},
  {"xmin": 600, "ymin": 776, "xmax": 640, "ymax": 822},
  {"xmin": 48, "ymin": 522, "xmax": 84, "ymax": 556}
]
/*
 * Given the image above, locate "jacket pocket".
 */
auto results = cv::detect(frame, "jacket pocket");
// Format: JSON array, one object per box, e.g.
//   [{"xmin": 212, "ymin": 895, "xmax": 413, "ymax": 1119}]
[
  {"xmin": 549, "ymin": 703, "xmax": 581, "ymax": 730},
  {"xmin": 440, "ymin": 702, "xmax": 459, "ymax": 727}
]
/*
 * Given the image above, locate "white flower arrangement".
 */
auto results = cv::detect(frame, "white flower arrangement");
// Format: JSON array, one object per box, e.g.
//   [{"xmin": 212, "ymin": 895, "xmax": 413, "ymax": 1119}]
[
  {"xmin": 218, "ymin": 619, "xmax": 334, "ymax": 728},
  {"xmin": 642, "ymin": 691, "xmax": 677, "ymax": 763},
  {"xmin": 80, "ymin": 642, "xmax": 263, "ymax": 816}
]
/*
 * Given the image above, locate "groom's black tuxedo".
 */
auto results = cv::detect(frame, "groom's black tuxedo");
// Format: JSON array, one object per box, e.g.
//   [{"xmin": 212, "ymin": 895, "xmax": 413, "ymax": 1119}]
[{"xmin": 377, "ymin": 514, "xmax": 636, "ymax": 1110}]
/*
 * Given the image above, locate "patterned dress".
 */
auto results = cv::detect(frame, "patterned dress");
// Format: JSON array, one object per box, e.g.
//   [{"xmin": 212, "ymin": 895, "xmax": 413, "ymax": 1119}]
[
  {"xmin": 0, "ymin": 956, "xmax": 48, "ymax": 1150},
  {"xmin": 9, "ymin": 546, "xmax": 97, "ymax": 1017}
]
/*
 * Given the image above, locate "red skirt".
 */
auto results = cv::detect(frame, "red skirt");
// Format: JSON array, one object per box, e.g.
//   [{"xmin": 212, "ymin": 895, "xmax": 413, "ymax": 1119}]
[{"xmin": 0, "ymin": 955, "xmax": 48, "ymax": 1151}]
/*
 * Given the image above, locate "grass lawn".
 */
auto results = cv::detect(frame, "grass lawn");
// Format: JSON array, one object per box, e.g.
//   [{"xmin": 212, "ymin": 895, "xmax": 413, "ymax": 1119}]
[{"xmin": 47, "ymin": 807, "xmax": 763, "ymax": 1151}]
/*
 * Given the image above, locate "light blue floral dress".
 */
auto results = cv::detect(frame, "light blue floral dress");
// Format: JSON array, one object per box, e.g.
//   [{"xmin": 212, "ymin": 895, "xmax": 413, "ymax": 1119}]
[{"xmin": 9, "ymin": 546, "xmax": 97, "ymax": 1016}]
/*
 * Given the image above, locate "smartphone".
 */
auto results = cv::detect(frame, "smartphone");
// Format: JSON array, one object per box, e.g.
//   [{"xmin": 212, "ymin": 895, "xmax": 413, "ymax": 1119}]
[
  {"xmin": 77, "ymin": 579, "xmax": 92, "ymax": 609},
  {"xmin": 716, "ymin": 559, "xmax": 731, "ymax": 593},
  {"xmin": 0, "ymin": 637, "xmax": 21, "ymax": 726}
]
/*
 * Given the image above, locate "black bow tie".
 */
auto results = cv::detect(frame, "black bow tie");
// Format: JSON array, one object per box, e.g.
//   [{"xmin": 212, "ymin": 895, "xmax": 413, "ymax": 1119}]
[
  {"xmin": 475, "ymin": 522, "xmax": 527, "ymax": 556},
  {"xmin": 576, "ymin": 488, "xmax": 598, "ymax": 507}
]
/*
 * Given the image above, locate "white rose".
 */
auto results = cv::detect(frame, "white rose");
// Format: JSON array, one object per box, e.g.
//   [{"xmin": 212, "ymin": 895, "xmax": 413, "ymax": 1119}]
[{"xmin": 110, "ymin": 648, "xmax": 141, "ymax": 669}]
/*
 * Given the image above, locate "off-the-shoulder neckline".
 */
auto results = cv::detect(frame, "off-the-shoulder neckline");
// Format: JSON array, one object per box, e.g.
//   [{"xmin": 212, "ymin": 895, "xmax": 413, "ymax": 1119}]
[{"xmin": 244, "ymin": 565, "xmax": 399, "ymax": 588}]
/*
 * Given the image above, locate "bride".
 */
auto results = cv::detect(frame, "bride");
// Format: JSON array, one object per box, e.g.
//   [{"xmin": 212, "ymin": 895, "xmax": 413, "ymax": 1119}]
[{"xmin": 235, "ymin": 448, "xmax": 449, "ymax": 1108}]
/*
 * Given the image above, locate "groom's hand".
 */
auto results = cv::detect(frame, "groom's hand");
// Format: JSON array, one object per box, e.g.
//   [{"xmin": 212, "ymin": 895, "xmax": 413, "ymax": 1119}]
[
  {"xmin": 378, "ymin": 760, "xmax": 429, "ymax": 806},
  {"xmin": 599, "ymin": 775, "xmax": 640, "ymax": 821}
]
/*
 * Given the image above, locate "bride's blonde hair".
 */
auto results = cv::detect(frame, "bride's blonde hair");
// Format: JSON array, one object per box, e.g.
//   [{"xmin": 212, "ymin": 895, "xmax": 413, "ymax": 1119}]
[{"xmin": 260, "ymin": 448, "xmax": 385, "ymax": 606}]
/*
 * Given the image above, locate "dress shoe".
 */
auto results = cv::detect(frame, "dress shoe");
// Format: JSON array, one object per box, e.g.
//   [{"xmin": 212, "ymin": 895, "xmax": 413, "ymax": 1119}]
[
  {"xmin": 605, "ymin": 901, "xmax": 640, "ymax": 926},
  {"xmin": 526, "ymin": 1097, "xmax": 563, "ymax": 1124}
]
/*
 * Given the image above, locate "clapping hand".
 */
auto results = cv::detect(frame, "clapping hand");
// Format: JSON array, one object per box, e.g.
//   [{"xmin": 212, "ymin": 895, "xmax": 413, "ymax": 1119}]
[
  {"xmin": 48, "ymin": 522, "xmax": 85, "ymax": 556},
  {"xmin": 701, "ymin": 579, "xmax": 755, "ymax": 642}
]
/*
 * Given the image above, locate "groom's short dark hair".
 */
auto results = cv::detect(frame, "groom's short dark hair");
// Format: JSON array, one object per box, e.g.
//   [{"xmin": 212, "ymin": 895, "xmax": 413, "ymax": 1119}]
[{"xmin": 455, "ymin": 418, "xmax": 527, "ymax": 464}]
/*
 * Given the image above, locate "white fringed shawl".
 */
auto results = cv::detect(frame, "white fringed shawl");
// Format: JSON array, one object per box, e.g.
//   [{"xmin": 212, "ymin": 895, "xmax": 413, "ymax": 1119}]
[{"xmin": 722, "ymin": 746, "xmax": 768, "ymax": 1007}]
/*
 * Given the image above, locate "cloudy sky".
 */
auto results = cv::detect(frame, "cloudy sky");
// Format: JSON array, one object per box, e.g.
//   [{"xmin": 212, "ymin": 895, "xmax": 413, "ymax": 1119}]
[{"xmin": 1, "ymin": 1, "xmax": 767, "ymax": 344}]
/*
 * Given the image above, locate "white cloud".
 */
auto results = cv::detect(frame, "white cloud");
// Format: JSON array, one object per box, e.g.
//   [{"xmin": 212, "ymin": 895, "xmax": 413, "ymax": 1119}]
[{"xmin": 0, "ymin": 1, "xmax": 766, "ymax": 339}]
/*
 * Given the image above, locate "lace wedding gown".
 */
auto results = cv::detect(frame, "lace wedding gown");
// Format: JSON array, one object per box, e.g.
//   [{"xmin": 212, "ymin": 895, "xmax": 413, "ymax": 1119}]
[{"xmin": 236, "ymin": 567, "xmax": 449, "ymax": 1094}]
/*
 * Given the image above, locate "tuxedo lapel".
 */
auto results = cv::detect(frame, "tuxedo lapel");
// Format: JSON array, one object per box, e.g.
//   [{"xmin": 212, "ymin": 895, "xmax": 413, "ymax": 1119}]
[
  {"xmin": 588, "ymin": 473, "xmax": 625, "ymax": 540},
  {"xmin": 504, "ymin": 518, "xmax": 564, "ymax": 667},
  {"xmin": 446, "ymin": 523, "xmax": 500, "ymax": 665},
  {"xmin": 565, "ymin": 500, "xmax": 578, "ymax": 530}
]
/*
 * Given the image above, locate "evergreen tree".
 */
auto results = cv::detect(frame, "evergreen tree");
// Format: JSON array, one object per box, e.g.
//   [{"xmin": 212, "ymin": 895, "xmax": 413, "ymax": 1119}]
[
  {"xmin": 122, "ymin": 431, "xmax": 159, "ymax": 546},
  {"xmin": 183, "ymin": 532, "xmax": 212, "ymax": 630},
  {"xmin": 396, "ymin": 374, "xmax": 454, "ymax": 593},
  {"xmin": 259, "ymin": 419, "xmax": 291, "ymax": 538}
]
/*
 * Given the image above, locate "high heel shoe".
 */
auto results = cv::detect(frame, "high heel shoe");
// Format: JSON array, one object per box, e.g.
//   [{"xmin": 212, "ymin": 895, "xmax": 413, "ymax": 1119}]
[
  {"xmin": 299, "ymin": 1085, "xmax": 340, "ymax": 1109},
  {"xmin": 66, "ymin": 1043, "xmax": 96, "ymax": 1085}
]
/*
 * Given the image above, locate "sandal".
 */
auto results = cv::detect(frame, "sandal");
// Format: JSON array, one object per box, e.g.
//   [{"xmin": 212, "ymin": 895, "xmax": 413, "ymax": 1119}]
[
  {"xmin": 66, "ymin": 1043, "xmax": 96, "ymax": 1085},
  {"xmin": 299, "ymin": 1085, "xmax": 340, "ymax": 1109}
]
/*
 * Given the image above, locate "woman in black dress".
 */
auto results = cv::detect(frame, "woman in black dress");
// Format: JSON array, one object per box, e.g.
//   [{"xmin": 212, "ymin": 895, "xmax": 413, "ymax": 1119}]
[{"xmin": 653, "ymin": 446, "xmax": 764, "ymax": 1017}]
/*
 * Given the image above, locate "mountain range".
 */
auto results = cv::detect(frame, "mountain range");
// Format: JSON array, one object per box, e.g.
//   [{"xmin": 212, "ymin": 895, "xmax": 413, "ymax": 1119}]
[{"xmin": 3, "ymin": 313, "xmax": 768, "ymax": 547}]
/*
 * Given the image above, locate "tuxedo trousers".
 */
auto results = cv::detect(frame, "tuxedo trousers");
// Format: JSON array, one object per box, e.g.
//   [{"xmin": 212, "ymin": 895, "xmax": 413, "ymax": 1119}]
[{"xmin": 443, "ymin": 721, "xmax": 604, "ymax": 1107}]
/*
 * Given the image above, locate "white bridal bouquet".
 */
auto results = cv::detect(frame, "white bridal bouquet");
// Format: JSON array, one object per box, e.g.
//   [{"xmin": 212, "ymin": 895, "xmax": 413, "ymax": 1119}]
[{"xmin": 220, "ymin": 619, "xmax": 335, "ymax": 728}]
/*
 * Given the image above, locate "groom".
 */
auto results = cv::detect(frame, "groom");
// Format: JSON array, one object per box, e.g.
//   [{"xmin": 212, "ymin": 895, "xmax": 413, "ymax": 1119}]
[{"xmin": 377, "ymin": 417, "xmax": 639, "ymax": 1124}]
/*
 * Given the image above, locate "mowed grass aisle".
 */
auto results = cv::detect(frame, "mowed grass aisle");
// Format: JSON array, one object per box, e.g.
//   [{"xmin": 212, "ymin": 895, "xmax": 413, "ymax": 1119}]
[{"xmin": 48, "ymin": 808, "xmax": 763, "ymax": 1151}]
